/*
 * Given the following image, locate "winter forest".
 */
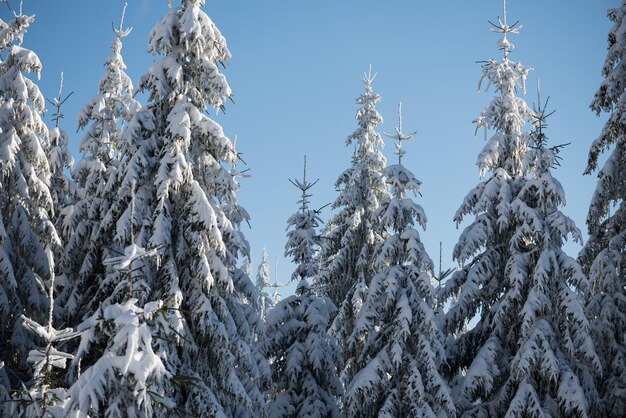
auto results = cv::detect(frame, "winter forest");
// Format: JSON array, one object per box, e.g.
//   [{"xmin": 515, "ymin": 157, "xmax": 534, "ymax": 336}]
[{"xmin": 0, "ymin": 0, "xmax": 624, "ymax": 417}]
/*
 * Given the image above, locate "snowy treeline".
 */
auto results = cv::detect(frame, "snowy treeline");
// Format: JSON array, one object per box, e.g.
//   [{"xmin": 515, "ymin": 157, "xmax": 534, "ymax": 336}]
[{"xmin": 0, "ymin": 0, "xmax": 624, "ymax": 417}]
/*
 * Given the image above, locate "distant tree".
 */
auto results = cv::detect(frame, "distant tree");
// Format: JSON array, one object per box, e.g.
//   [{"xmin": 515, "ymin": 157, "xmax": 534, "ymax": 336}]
[
  {"xmin": 0, "ymin": 9, "xmax": 60, "ymax": 392},
  {"xmin": 345, "ymin": 105, "xmax": 454, "ymax": 418},
  {"xmin": 265, "ymin": 158, "xmax": 342, "ymax": 418},
  {"xmin": 285, "ymin": 157, "xmax": 323, "ymax": 282},
  {"xmin": 256, "ymin": 248, "xmax": 274, "ymax": 320},
  {"xmin": 580, "ymin": 2, "xmax": 626, "ymax": 416}
]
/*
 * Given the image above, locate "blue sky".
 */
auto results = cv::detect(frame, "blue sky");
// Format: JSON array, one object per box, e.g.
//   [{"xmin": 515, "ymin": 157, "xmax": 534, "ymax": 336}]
[{"xmin": 14, "ymin": 0, "xmax": 615, "ymax": 288}]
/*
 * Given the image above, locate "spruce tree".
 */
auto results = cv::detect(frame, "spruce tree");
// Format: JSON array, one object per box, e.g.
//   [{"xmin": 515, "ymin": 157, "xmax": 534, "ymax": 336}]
[
  {"xmin": 317, "ymin": 70, "xmax": 389, "ymax": 388},
  {"xmin": 64, "ymin": 244, "xmax": 176, "ymax": 418},
  {"xmin": 345, "ymin": 105, "xmax": 454, "ymax": 418},
  {"xmin": 90, "ymin": 1, "xmax": 268, "ymax": 415},
  {"xmin": 12, "ymin": 260, "xmax": 80, "ymax": 418},
  {"xmin": 264, "ymin": 159, "xmax": 342, "ymax": 418},
  {"xmin": 499, "ymin": 89, "xmax": 599, "ymax": 417},
  {"xmin": 441, "ymin": 6, "xmax": 600, "ymax": 416},
  {"xmin": 60, "ymin": 4, "xmax": 140, "ymax": 322},
  {"xmin": 580, "ymin": 2, "xmax": 626, "ymax": 415},
  {"xmin": 255, "ymin": 248, "xmax": 274, "ymax": 321},
  {"xmin": 317, "ymin": 69, "xmax": 388, "ymax": 309},
  {"xmin": 0, "ymin": 8, "xmax": 59, "ymax": 391}
]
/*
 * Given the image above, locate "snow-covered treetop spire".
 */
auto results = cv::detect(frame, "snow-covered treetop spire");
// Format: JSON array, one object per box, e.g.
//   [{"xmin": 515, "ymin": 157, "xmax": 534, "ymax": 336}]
[
  {"xmin": 489, "ymin": 0, "xmax": 522, "ymax": 60},
  {"xmin": 523, "ymin": 82, "xmax": 573, "ymax": 226},
  {"xmin": 347, "ymin": 65, "xmax": 383, "ymax": 151},
  {"xmin": 289, "ymin": 155, "xmax": 318, "ymax": 213},
  {"xmin": 472, "ymin": 2, "xmax": 532, "ymax": 178},
  {"xmin": 384, "ymin": 102, "xmax": 416, "ymax": 165},
  {"xmin": 47, "ymin": 72, "xmax": 73, "ymax": 128},
  {"xmin": 112, "ymin": 2, "xmax": 132, "ymax": 39},
  {"xmin": 382, "ymin": 103, "xmax": 422, "ymax": 199},
  {"xmin": 531, "ymin": 81, "xmax": 553, "ymax": 148}
]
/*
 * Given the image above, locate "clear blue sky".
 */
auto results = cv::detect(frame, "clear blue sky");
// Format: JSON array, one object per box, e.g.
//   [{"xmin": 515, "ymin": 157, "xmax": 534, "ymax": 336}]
[{"xmin": 14, "ymin": 0, "xmax": 614, "ymax": 289}]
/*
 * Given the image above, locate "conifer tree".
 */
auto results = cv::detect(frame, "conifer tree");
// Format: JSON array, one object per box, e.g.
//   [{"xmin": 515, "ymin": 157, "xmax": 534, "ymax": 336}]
[
  {"xmin": 441, "ymin": 5, "xmax": 600, "ymax": 416},
  {"xmin": 317, "ymin": 69, "xmax": 388, "ymax": 309},
  {"xmin": 317, "ymin": 70, "xmax": 389, "ymax": 389},
  {"xmin": 255, "ymin": 248, "xmax": 274, "ymax": 321},
  {"xmin": 580, "ymin": 2, "xmax": 626, "ymax": 415},
  {"xmin": 60, "ymin": 3, "xmax": 140, "ymax": 322},
  {"xmin": 264, "ymin": 159, "xmax": 342, "ymax": 418},
  {"xmin": 285, "ymin": 157, "xmax": 323, "ymax": 282},
  {"xmin": 0, "ymin": 7, "xmax": 60, "ymax": 390},
  {"xmin": 92, "ymin": 1, "xmax": 268, "ymax": 415},
  {"xmin": 499, "ymin": 88, "xmax": 599, "ymax": 417},
  {"xmin": 345, "ymin": 105, "xmax": 454, "ymax": 418},
  {"xmin": 64, "ymin": 244, "xmax": 176, "ymax": 418},
  {"xmin": 11, "ymin": 258, "xmax": 80, "ymax": 418}
]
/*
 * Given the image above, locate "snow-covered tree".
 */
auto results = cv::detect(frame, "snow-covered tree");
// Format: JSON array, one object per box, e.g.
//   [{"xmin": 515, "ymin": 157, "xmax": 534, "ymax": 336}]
[
  {"xmin": 441, "ymin": 7, "xmax": 600, "ymax": 415},
  {"xmin": 0, "ymin": 9, "xmax": 60, "ymax": 389},
  {"xmin": 11, "ymin": 264, "xmax": 80, "ymax": 418},
  {"xmin": 317, "ymin": 69, "xmax": 388, "ymax": 309},
  {"xmin": 285, "ymin": 156, "xmax": 323, "ymax": 282},
  {"xmin": 264, "ymin": 160, "xmax": 342, "ymax": 418},
  {"xmin": 59, "ymin": 4, "xmax": 140, "ymax": 322},
  {"xmin": 496, "ymin": 89, "xmax": 600, "ymax": 417},
  {"xmin": 64, "ymin": 244, "xmax": 175, "ymax": 418},
  {"xmin": 440, "ymin": 3, "xmax": 534, "ymax": 383},
  {"xmin": 64, "ymin": 298, "xmax": 174, "ymax": 418},
  {"xmin": 580, "ymin": 2, "xmax": 626, "ymax": 415},
  {"xmin": 256, "ymin": 248, "xmax": 274, "ymax": 320},
  {"xmin": 93, "ymin": 1, "xmax": 268, "ymax": 415},
  {"xmin": 345, "ymin": 105, "xmax": 454, "ymax": 418},
  {"xmin": 316, "ymin": 70, "xmax": 389, "ymax": 391}
]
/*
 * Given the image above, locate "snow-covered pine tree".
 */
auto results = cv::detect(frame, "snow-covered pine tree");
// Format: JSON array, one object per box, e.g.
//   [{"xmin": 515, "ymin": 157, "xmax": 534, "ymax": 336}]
[
  {"xmin": 255, "ymin": 248, "xmax": 274, "ymax": 321},
  {"xmin": 11, "ymin": 257, "xmax": 80, "ymax": 418},
  {"xmin": 94, "ymin": 1, "xmax": 268, "ymax": 415},
  {"xmin": 495, "ymin": 87, "xmax": 600, "ymax": 417},
  {"xmin": 64, "ymin": 244, "xmax": 176, "ymax": 418},
  {"xmin": 0, "ymin": 7, "xmax": 60, "ymax": 391},
  {"xmin": 345, "ymin": 105, "xmax": 454, "ymax": 418},
  {"xmin": 580, "ymin": 2, "xmax": 626, "ymax": 415},
  {"xmin": 441, "ymin": 5, "xmax": 600, "ymax": 415},
  {"xmin": 65, "ymin": 298, "xmax": 174, "ymax": 418},
  {"xmin": 440, "ymin": 2, "xmax": 532, "ymax": 411},
  {"xmin": 285, "ymin": 157, "xmax": 323, "ymax": 282},
  {"xmin": 317, "ymin": 69, "xmax": 388, "ymax": 309},
  {"xmin": 316, "ymin": 70, "xmax": 389, "ymax": 389},
  {"xmin": 264, "ymin": 159, "xmax": 343, "ymax": 418},
  {"xmin": 59, "ymin": 3, "xmax": 140, "ymax": 323}
]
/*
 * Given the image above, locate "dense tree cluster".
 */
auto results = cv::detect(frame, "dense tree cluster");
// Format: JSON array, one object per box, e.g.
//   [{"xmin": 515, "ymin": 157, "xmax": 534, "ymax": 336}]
[{"xmin": 0, "ymin": 1, "xmax": 621, "ymax": 417}]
